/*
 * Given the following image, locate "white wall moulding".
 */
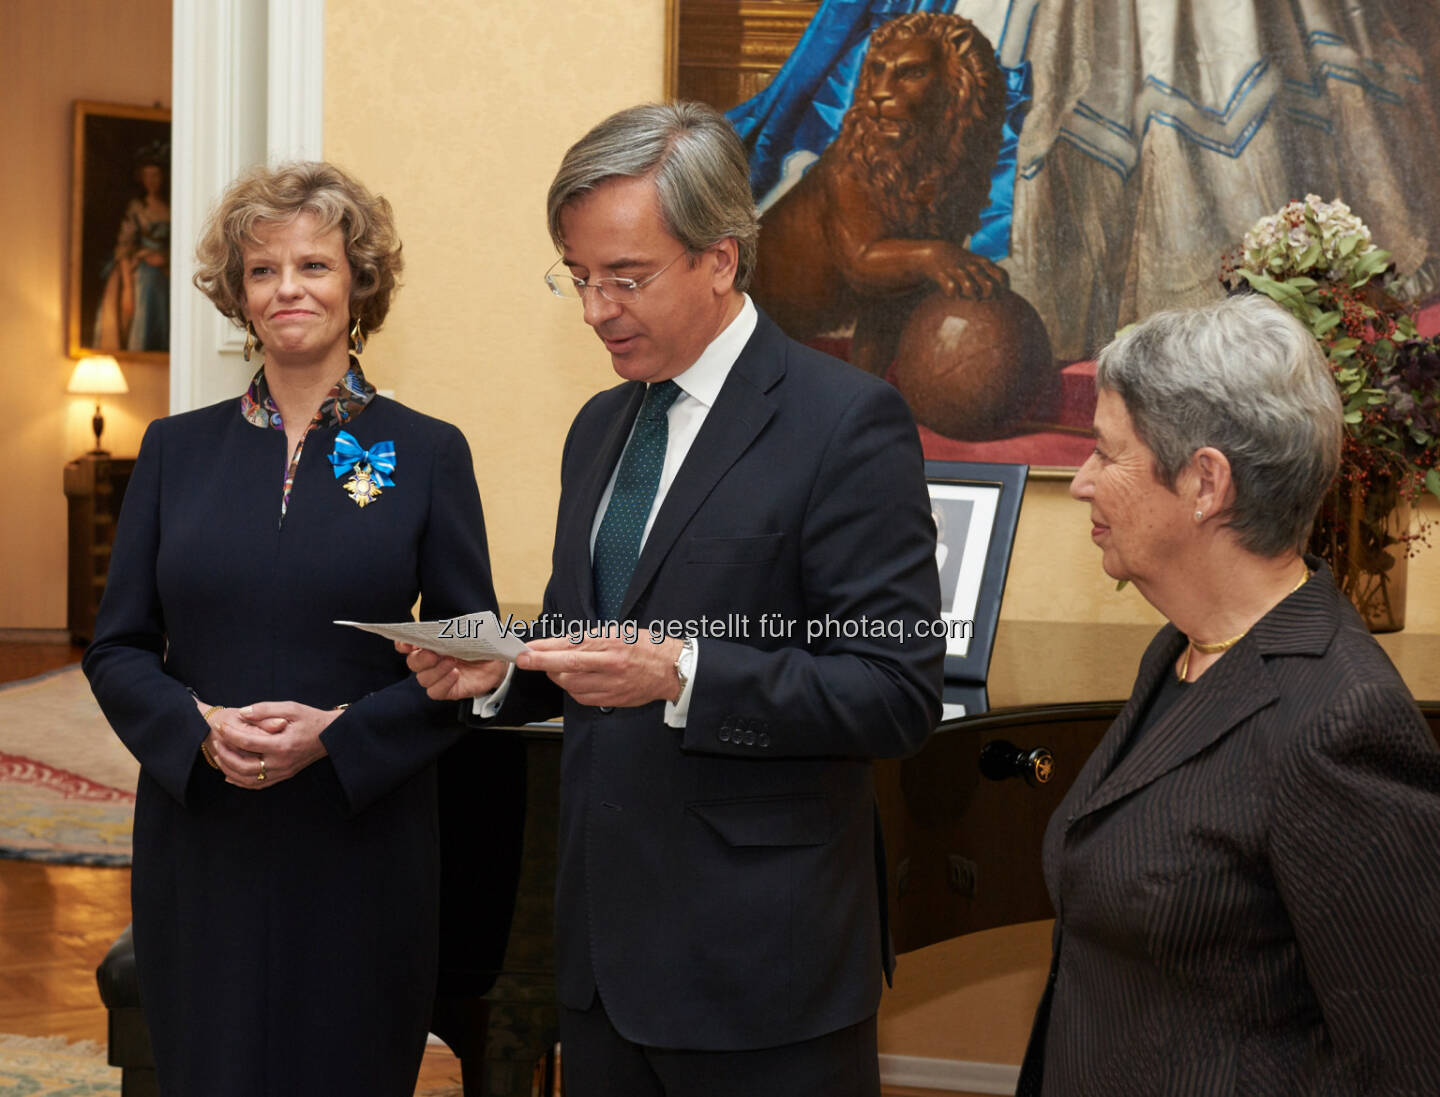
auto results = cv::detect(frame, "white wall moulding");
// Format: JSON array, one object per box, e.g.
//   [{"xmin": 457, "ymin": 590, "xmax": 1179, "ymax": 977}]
[
  {"xmin": 267, "ymin": 0, "xmax": 325, "ymax": 164},
  {"xmin": 170, "ymin": 0, "xmax": 323, "ymax": 414},
  {"xmin": 878, "ymin": 1053, "xmax": 1020, "ymax": 1094}
]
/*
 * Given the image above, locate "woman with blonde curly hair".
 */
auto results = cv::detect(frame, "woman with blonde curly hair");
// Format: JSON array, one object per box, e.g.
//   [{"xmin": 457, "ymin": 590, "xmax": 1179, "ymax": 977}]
[{"xmin": 85, "ymin": 162, "xmax": 503, "ymax": 1096}]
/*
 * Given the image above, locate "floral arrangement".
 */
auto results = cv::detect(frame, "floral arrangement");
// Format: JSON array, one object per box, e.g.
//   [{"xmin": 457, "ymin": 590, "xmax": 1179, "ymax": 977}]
[{"xmin": 1220, "ymin": 195, "xmax": 1440, "ymax": 628}]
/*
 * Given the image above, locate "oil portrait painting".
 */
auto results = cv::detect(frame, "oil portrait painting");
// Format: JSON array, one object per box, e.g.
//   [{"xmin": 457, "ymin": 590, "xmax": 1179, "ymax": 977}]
[{"xmin": 69, "ymin": 100, "xmax": 171, "ymax": 362}]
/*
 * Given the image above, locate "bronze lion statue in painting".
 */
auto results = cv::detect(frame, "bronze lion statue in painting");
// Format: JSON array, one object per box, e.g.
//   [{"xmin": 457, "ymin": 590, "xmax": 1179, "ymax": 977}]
[{"xmin": 751, "ymin": 11, "xmax": 1009, "ymax": 376}]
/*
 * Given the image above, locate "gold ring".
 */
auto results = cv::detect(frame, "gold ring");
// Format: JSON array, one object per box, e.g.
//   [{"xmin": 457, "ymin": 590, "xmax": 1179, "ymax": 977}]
[{"xmin": 257, "ymin": 758, "xmax": 266, "ymax": 783}]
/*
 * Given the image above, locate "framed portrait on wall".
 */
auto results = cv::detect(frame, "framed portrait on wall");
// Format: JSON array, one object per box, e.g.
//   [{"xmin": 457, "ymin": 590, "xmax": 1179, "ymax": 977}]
[
  {"xmin": 68, "ymin": 100, "xmax": 171, "ymax": 363},
  {"xmin": 668, "ymin": 1, "xmax": 1440, "ymax": 475},
  {"xmin": 925, "ymin": 460, "xmax": 1026, "ymax": 685}
]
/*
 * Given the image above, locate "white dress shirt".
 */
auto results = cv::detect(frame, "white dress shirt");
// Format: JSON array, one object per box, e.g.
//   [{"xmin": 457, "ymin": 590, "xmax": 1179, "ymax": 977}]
[{"xmin": 475, "ymin": 296, "xmax": 759, "ymax": 725}]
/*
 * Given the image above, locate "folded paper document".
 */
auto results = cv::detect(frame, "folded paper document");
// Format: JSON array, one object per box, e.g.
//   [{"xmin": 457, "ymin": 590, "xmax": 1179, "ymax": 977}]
[{"xmin": 336, "ymin": 611, "xmax": 528, "ymax": 662}]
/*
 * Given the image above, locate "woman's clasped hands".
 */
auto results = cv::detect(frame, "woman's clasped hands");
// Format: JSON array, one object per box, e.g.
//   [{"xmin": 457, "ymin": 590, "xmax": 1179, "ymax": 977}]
[{"xmin": 194, "ymin": 699, "xmax": 339, "ymax": 789}]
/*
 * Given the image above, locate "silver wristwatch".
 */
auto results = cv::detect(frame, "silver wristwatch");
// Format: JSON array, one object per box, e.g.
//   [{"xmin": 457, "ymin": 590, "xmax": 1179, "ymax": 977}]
[{"xmin": 673, "ymin": 636, "xmax": 697, "ymax": 693}]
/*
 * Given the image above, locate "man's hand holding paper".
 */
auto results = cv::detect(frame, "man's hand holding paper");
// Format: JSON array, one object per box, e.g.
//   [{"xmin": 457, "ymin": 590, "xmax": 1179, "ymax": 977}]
[
  {"xmin": 336, "ymin": 611, "xmax": 522, "ymax": 704},
  {"xmin": 515, "ymin": 634, "xmax": 684, "ymax": 708},
  {"xmin": 399, "ymin": 644, "xmax": 509, "ymax": 702}
]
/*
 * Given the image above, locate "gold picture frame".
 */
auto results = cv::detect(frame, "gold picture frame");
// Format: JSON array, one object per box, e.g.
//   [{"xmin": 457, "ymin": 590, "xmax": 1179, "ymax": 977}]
[
  {"xmin": 666, "ymin": 0, "xmax": 819, "ymax": 111},
  {"xmin": 68, "ymin": 99, "xmax": 171, "ymax": 363}
]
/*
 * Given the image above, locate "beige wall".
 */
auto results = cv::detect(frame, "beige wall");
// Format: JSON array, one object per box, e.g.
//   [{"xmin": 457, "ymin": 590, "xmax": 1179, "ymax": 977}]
[
  {"xmin": 2, "ymin": 0, "xmax": 171, "ymax": 629},
  {"xmin": 1003, "ymin": 483, "xmax": 1440, "ymax": 632},
  {"xmin": 324, "ymin": 0, "xmax": 668, "ymax": 608},
  {"xmin": 324, "ymin": 0, "xmax": 1440, "ymax": 634}
]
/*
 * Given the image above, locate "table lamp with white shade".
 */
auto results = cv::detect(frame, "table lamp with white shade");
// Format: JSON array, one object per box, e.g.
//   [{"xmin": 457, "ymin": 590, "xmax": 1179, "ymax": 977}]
[{"xmin": 67, "ymin": 355, "xmax": 129, "ymax": 454}]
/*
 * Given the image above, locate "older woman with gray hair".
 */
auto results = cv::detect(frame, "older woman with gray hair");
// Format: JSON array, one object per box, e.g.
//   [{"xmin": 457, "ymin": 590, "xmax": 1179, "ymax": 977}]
[{"xmin": 1017, "ymin": 293, "xmax": 1440, "ymax": 1096}]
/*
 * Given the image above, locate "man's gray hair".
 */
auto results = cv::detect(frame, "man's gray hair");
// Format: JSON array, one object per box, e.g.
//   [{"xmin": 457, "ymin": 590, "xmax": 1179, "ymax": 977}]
[
  {"xmin": 1096, "ymin": 293, "xmax": 1342, "ymax": 557},
  {"xmin": 546, "ymin": 101, "xmax": 759, "ymax": 291}
]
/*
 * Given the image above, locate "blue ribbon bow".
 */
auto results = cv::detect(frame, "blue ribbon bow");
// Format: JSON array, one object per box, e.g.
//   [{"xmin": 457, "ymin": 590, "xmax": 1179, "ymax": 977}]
[{"xmin": 328, "ymin": 431, "xmax": 396, "ymax": 486}]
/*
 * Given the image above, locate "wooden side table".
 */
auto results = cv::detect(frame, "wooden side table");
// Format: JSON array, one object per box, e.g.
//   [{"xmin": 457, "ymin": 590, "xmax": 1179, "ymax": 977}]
[{"xmin": 63, "ymin": 454, "xmax": 136, "ymax": 645}]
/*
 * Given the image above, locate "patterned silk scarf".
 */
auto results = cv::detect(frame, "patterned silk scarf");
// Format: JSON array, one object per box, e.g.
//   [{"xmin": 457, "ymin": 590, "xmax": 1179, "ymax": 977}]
[{"xmin": 240, "ymin": 359, "xmax": 376, "ymax": 522}]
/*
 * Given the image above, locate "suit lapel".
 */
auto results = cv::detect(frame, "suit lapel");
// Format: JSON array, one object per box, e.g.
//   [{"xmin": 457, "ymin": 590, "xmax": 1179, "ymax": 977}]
[
  {"xmin": 563, "ymin": 383, "xmax": 645, "ymax": 617},
  {"xmin": 1069, "ymin": 562, "xmax": 1344, "ymax": 826},
  {"xmin": 1073, "ymin": 642, "xmax": 1278, "ymax": 823},
  {"xmin": 1063, "ymin": 627, "xmax": 1183, "ymax": 825},
  {"xmin": 617, "ymin": 315, "xmax": 784, "ymax": 619}
]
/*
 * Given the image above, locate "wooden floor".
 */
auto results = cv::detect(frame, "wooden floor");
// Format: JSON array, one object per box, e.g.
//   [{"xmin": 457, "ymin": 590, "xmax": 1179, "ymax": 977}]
[
  {"xmin": 0, "ymin": 638, "xmax": 87, "ymax": 683},
  {"xmin": 0, "ymin": 858, "xmax": 131, "ymax": 1044},
  {"xmin": 1, "ymin": 641, "xmax": 127, "ymax": 1045}
]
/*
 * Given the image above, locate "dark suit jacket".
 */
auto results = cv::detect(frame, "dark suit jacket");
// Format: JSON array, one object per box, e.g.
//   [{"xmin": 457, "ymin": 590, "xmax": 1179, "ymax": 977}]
[
  {"xmin": 1018, "ymin": 561, "xmax": 1440, "ymax": 1096},
  {"xmin": 85, "ymin": 396, "xmax": 506, "ymax": 1096},
  {"xmin": 487, "ymin": 308, "xmax": 944, "ymax": 1051}
]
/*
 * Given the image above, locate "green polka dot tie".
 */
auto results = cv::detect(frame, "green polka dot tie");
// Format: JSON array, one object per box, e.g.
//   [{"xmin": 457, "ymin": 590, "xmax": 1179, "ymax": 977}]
[{"xmin": 593, "ymin": 380, "xmax": 682, "ymax": 620}]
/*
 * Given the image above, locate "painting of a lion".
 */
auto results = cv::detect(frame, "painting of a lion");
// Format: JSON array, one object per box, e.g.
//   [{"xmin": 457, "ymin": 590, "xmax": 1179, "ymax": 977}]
[{"xmin": 750, "ymin": 11, "xmax": 1010, "ymax": 376}]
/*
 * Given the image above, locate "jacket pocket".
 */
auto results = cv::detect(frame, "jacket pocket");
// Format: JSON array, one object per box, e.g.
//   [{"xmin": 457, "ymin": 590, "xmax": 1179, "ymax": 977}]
[
  {"xmin": 685, "ymin": 533, "xmax": 784, "ymax": 565},
  {"xmin": 686, "ymin": 795, "xmax": 833, "ymax": 847}
]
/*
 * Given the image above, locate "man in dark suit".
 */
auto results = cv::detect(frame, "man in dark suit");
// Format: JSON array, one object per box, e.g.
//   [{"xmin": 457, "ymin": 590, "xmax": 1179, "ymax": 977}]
[{"xmin": 409, "ymin": 102, "xmax": 944, "ymax": 1095}]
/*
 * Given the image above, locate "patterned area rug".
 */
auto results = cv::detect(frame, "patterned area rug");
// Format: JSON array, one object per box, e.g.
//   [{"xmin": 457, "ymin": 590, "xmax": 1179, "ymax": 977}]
[
  {"xmin": 0, "ymin": 1034, "xmax": 119, "ymax": 1095},
  {"xmin": 0, "ymin": 668, "xmax": 137, "ymax": 865}
]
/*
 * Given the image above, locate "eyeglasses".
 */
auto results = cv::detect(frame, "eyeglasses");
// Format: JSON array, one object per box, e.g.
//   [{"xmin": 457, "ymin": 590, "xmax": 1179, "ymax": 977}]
[{"xmin": 544, "ymin": 251, "xmax": 688, "ymax": 304}]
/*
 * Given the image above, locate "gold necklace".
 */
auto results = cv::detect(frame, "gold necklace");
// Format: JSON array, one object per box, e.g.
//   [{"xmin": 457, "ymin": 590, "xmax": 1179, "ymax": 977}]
[{"xmin": 1177, "ymin": 567, "xmax": 1310, "ymax": 682}]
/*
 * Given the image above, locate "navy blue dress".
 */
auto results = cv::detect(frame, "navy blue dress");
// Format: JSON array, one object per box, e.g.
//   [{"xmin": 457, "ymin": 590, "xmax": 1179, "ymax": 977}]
[{"xmin": 85, "ymin": 375, "xmax": 498, "ymax": 1097}]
